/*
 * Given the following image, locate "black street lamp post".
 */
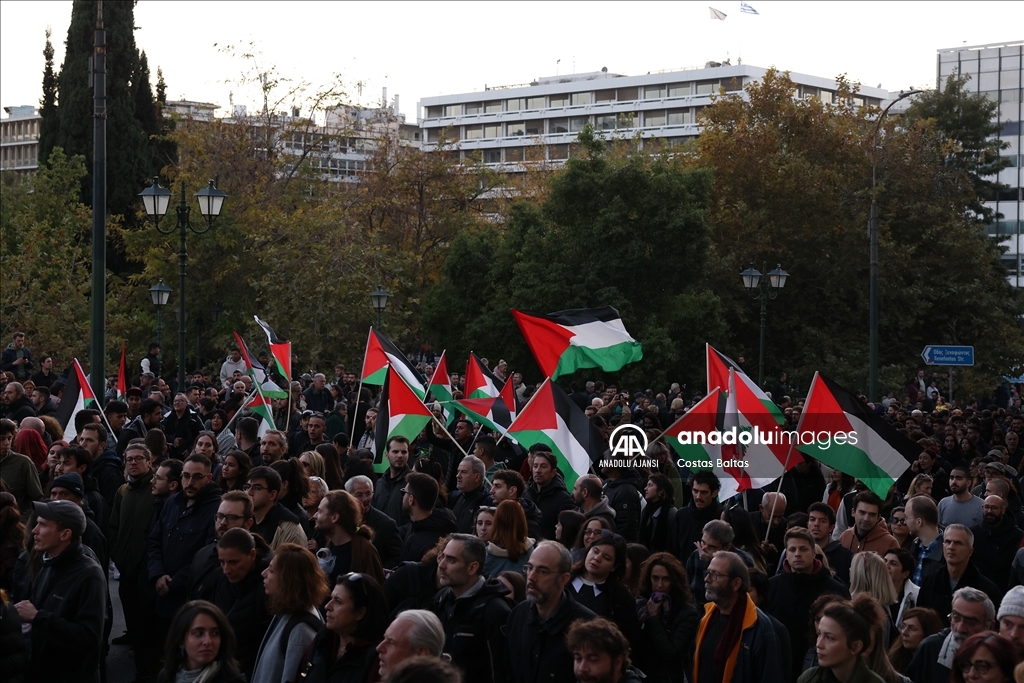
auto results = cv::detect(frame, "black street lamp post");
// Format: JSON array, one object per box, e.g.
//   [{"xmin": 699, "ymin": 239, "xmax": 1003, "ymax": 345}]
[
  {"xmin": 371, "ymin": 286, "xmax": 390, "ymax": 330},
  {"xmin": 148, "ymin": 279, "xmax": 171, "ymax": 350},
  {"xmin": 140, "ymin": 178, "xmax": 227, "ymax": 392},
  {"xmin": 741, "ymin": 262, "xmax": 790, "ymax": 388}
]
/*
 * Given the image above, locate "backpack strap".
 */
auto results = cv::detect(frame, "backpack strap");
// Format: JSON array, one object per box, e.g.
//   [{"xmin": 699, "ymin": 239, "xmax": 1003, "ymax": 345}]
[{"xmin": 278, "ymin": 610, "xmax": 323, "ymax": 659}]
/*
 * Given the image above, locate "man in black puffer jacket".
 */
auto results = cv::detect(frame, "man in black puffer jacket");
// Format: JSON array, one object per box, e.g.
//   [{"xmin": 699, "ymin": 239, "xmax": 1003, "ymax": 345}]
[
  {"xmin": 523, "ymin": 450, "xmax": 575, "ymax": 541},
  {"xmin": 13, "ymin": 500, "xmax": 106, "ymax": 683},
  {"xmin": 602, "ymin": 466, "xmax": 642, "ymax": 542},
  {"xmin": 399, "ymin": 473, "xmax": 457, "ymax": 563},
  {"xmin": 210, "ymin": 528, "xmax": 272, "ymax": 679}
]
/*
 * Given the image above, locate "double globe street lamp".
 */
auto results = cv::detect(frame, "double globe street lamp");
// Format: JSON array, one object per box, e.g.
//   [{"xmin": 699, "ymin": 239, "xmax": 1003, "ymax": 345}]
[
  {"xmin": 741, "ymin": 262, "xmax": 789, "ymax": 388},
  {"xmin": 139, "ymin": 178, "xmax": 228, "ymax": 391}
]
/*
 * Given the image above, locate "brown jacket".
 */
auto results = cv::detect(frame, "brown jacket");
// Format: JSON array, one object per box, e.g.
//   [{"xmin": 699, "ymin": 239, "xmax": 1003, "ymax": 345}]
[{"xmin": 839, "ymin": 519, "xmax": 899, "ymax": 555}]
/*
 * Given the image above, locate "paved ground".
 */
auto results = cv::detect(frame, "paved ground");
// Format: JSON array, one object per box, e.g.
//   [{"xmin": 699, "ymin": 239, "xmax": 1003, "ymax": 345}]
[{"xmin": 106, "ymin": 572, "xmax": 136, "ymax": 683}]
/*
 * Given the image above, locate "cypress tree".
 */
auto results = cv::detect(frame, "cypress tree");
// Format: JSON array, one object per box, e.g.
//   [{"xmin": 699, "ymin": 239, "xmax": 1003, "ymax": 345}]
[{"xmin": 38, "ymin": 28, "xmax": 59, "ymax": 167}]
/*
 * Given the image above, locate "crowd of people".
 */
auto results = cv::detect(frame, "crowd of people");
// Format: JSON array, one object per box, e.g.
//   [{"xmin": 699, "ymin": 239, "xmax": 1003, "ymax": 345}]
[{"xmin": 1, "ymin": 330, "xmax": 1024, "ymax": 683}]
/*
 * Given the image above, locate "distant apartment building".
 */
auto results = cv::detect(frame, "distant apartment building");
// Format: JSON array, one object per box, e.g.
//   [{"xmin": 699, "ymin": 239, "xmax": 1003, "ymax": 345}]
[
  {"xmin": 416, "ymin": 63, "xmax": 889, "ymax": 168},
  {"xmin": 938, "ymin": 41, "xmax": 1024, "ymax": 286},
  {"xmin": 0, "ymin": 105, "xmax": 42, "ymax": 175}
]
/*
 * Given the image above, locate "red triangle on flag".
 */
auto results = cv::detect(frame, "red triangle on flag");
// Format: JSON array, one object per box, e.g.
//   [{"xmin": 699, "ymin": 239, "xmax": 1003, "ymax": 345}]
[{"xmin": 508, "ymin": 379, "xmax": 558, "ymax": 432}]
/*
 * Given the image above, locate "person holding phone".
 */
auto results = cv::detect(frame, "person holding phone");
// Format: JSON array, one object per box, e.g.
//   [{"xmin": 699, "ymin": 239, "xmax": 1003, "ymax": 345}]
[{"xmin": 633, "ymin": 552, "xmax": 700, "ymax": 683}]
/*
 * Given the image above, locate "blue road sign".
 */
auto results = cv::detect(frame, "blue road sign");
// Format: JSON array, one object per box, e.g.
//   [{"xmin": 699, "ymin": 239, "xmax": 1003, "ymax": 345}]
[{"xmin": 921, "ymin": 345, "xmax": 974, "ymax": 366}]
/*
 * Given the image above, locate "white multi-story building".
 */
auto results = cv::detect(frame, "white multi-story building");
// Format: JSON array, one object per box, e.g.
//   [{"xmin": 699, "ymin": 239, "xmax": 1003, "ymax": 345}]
[
  {"xmin": 938, "ymin": 41, "xmax": 1023, "ymax": 287},
  {"xmin": 0, "ymin": 105, "xmax": 42, "ymax": 175},
  {"xmin": 416, "ymin": 63, "xmax": 889, "ymax": 167}
]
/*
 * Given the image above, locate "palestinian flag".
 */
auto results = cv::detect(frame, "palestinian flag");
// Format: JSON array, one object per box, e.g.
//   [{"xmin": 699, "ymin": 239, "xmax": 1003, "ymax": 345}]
[
  {"xmin": 361, "ymin": 329, "xmax": 426, "ymax": 397},
  {"xmin": 665, "ymin": 388, "xmax": 750, "ymax": 501},
  {"xmin": 512, "ymin": 307, "xmax": 643, "ymax": 379},
  {"xmin": 117, "ymin": 345, "xmax": 128, "ymax": 399},
  {"xmin": 373, "ymin": 365, "xmax": 433, "ymax": 473},
  {"xmin": 725, "ymin": 368, "xmax": 798, "ymax": 493},
  {"xmin": 706, "ymin": 344, "xmax": 784, "ymax": 425},
  {"xmin": 427, "ymin": 351, "xmax": 455, "ymax": 426},
  {"xmin": 506, "ymin": 379, "xmax": 603, "ymax": 489},
  {"xmin": 464, "ymin": 352, "xmax": 502, "ymax": 399},
  {"xmin": 796, "ymin": 373, "xmax": 918, "ymax": 498},
  {"xmin": 56, "ymin": 359, "xmax": 102, "ymax": 443},
  {"xmin": 249, "ymin": 380, "xmax": 276, "ymax": 439},
  {"xmin": 254, "ymin": 316, "xmax": 292, "ymax": 381},
  {"xmin": 233, "ymin": 331, "xmax": 287, "ymax": 398}
]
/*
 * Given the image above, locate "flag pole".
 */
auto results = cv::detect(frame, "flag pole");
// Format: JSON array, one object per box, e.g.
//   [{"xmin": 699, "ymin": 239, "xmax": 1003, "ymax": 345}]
[
  {"xmin": 285, "ymin": 382, "xmax": 292, "ymax": 433},
  {"xmin": 763, "ymin": 377, "xmax": 811, "ymax": 543},
  {"xmin": 225, "ymin": 389, "xmax": 258, "ymax": 434},
  {"xmin": 495, "ymin": 377, "xmax": 549, "ymax": 447},
  {"xmin": 429, "ymin": 411, "xmax": 470, "ymax": 459}
]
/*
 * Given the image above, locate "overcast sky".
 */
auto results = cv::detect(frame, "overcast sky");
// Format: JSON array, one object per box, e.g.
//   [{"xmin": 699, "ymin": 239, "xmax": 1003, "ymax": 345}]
[{"xmin": 1, "ymin": 1, "xmax": 1021, "ymax": 121}]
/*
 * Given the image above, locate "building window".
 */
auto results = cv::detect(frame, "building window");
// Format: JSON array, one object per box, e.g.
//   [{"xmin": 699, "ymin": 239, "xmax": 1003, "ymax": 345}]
[
  {"xmin": 483, "ymin": 149, "xmax": 501, "ymax": 164},
  {"xmin": 549, "ymin": 118, "xmax": 569, "ymax": 134},
  {"xmin": 506, "ymin": 121, "xmax": 526, "ymax": 136},
  {"xmin": 526, "ymin": 96, "xmax": 545, "ymax": 109},
  {"xmin": 524, "ymin": 120, "xmax": 544, "ymax": 136},
  {"xmin": 465, "ymin": 102, "xmax": 482, "ymax": 115},
  {"xmin": 667, "ymin": 109, "xmax": 691, "ymax": 126},
  {"xmin": 618, "ymin": 112, "xmax": 637, "ymax": 128},
  {"xmin": 617, "ymin": 87, "xmax": 639, "ymax": 102},
  {"xmin": 645, "ymin": 111, "xmax": 667, "ymax": 127},
  {"xmin": 550, "ymin": 94, "xmax": 570, "ymax": 107},
  {"xmin": 483, "ymin": 123, "xmax": 502, "ymax": 138},
  {"xmin": 596, "ymin": 89, "xmax": 616, "ymax": 103},
  {"xmin": 695, "ymin": 80, "xmax": 719, "ymax": 96},
  {"xmin": 571, "ymin": 92, "xmax": 593, "ymax": 106},
  {"xmin": 596, "ymin": 115, "xmax": 616, "ymax": 131},
  {"xmin": 484, "ymin": 101, "xmax": 502, "ymax": 113},
  {"xmin": 668, "ymin": 83, "xmax": 690, "ymax": 97},
  {"xmin": 443, "ymin": 104, "xmax": 462, "ymax": 117},
  {"xmin": 549, "ymin": 144, "xmax": 569, "ymax": 160},
  {"xmin": 645, "ymin": 85, "xmax": 666, "ymax": 99},
  {"xmin": 505, "ymin": 147, "xmax": 524, "ymax": 162},
  {"xmin": 820, "ymin": 90, "xmax": 834, "ymax": 104},
  {"xmin": 569, "ymin": 116, "xmax": 589, "ymax": 132},
  {"xmin": 507, "ymin": 98, "xmax": 525, "ymax": 112},
  {"xmin": 724, "ymin": 77, "xmax": 744, "ymax": 92},
  {"xmin": 465, "ymin": 124, "xmax": 483, "ymax": 140}
]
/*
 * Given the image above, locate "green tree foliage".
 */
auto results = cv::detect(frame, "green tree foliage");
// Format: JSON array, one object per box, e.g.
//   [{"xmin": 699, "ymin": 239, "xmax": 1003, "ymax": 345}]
[
  {"xmin": 46, "ymin": 0, "xmax": 159, "ymax": 216},
  {"xmin": 38, "ymin": 28, "xmax": 58, "ymax": 165},
  {"xmin": 696, "ymin": 69, "xmax": 1023, "ymax": 397},
  {"xmin": 0, "ymin": 149, "xmax": 93, "ymax": 362},
  {"xmin": 904, "ymin": 74, "xmax": 1010, "ymax": 222},
  {"xmin": 424, "ymin": 127, "xmax": 724, "ymax": 390}
]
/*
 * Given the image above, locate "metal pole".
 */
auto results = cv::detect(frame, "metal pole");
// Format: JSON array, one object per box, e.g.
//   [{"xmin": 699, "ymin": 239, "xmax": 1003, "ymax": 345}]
[
  {"xmin": 869, "ymin": 198, "xmax": 879, "ymax": 402},
  {"xmin": 758, "ymin": 260, "xmax": 767, "ymax": 389},
  {"xmin": 195, "ymin": 318, "xmax": 202, "ymax": 374},
  {"xmin": 156, "ymin": 306, "xmax": 164, "ymax": 349},
  {"xmin": 377, "ymin": 309, "xmax": 382, "ymax": 330},
  {"xmin": 949, "ymin": 367, "xmax": 953, "ymax": 405},
  {"xmin": 89, "ymin": 1, "xmax": 106, "ymax": 400},
  {"xmin": 177, "ymin": 182, "xmax": 189, "ymax": 393}
]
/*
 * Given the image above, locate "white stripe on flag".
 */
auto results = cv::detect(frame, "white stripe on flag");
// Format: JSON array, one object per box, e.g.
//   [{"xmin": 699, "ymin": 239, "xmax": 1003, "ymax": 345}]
[{"xmin": 740, "ymin": 2, "xmax": 759, "ymax": 14}]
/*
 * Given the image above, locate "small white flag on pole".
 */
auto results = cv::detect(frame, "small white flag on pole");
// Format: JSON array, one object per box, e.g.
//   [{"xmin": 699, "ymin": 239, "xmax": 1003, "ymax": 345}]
[
  {"xmin": 710, "ymin": 6, "xmax": 727, "ymax": 20},
  {"xmin": 740, "ymin": 2, "xmax": 759, "ymax": 14}
]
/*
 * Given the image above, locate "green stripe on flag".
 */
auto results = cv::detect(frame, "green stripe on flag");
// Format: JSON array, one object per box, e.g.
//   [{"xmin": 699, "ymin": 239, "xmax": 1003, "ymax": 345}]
[
  {"xmin": 797, "ymin": 441, "xmax": 896, "ymax": 499},
  {"xmin": 553, "ymin": 340, "xmax": 643, "ymax": 379},
  {"xmin": 363, "ymin": 367, "xmax": 388, "ymax": 386}
]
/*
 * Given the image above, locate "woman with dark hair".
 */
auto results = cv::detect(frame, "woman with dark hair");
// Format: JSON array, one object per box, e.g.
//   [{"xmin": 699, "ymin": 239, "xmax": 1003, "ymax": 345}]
[
  {"xmin": 824, "ymin": 469, "xmax": 856, "ymax": 513},
  {"xmin": 567, "ymin": 532, "xmax": 640, "ymax": 647},
  {"xmin": 271, "ymin": 458, "xmax": 311, "ymax": 523},
  {"xmin": 802, "ymin": 593, "xmax": 846, "ymax": 671},
  {"xmin": 315, "ymin": 443, "xmax": 345, "ymax": 491},
  {"xmin": 484, "ymin": 500, "xmax": 534, "ymax": 576},
  {"xmin": 473, "ymin": 506, "xmax": 496, "ymax": 543},
  {"xmin": 555, "ymin": 509, "xmax": 585, "ymax": 552},
  {"xmin": 412, "ymin": 458, "xmax": 448, "ymax": 507},
  {"xmin": 496, "ymin": 570, "xmax": 526, "ymax": 604},
  {"xmin": 306, "ymin": 572, "xmax": 389, "ymax": 683},
  {"xmin": 633, "ymin": 552, "xmax": 700, "ymax": 683},
  {"xmin": 950, "ymin": 631, "xmax": 1018, "ymax": 683},
  {"xmin": 640, "ymin": 473, "xmax": 677, "ymax": 554},
  {"xmin": 885, "ymin": 607, "xmax": 943, "ymax": 674},
  {"xmin": 193, "ymin": 431, "xmax": 221, "ymax": 477},
  {"xmin": 158, "ymin": 600, "xmax": 245, "ymax": 683},
  {"xmin": 720, "ymin": 505, "xmax": 768, "ymax": 574},
  {"xmin": 571, "ymin": 517, "xmax": 614, "ymax": 563},
  {"xmin": 253, "ymin": 543, "xmax": 331, "ymax": 683},
  {"xmin": 624, "ymin": 544, "xmax": 651, "ymax": 596},
  {"xmin": 216, "ymin": 450, "xmax": 252, "ymax": 493},
  {"xmin": 797, "ymin": 596, "xmax": 886, "ymax": 683}
]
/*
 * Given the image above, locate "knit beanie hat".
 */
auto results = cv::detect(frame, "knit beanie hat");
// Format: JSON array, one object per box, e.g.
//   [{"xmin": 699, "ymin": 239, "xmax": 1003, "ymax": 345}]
[{"xmin": 998, "ymin": 585, "xmax": 1024, "ymax": 620}]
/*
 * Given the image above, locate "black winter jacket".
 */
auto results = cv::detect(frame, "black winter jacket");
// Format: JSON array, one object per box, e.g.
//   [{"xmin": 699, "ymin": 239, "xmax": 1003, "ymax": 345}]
[
  {"xmin": 431, "ymin": 577, "xmax": 513, "ymax": 683},
  {"xmin": 504, "ymin": 592, "xmax": 596, "ymax": 683},
  {"xmin": 382, "ymin": 560, "xmax": 439, "ymax": 620},
  {"xmin": 450, "ymin": 484, "xmax": 493, "ymax": 534},
  {"xmin": 211, "ymin": 547, "xmax": 273, "ymax": 678},
  {"xmin": 523, "ymin": 476, "xmax": 576, "ymax": 541},
  {"xmin": 399, "ymin": 507, "xmax": 457, "ymax": 563},
  {"xmin": 89, "ymin": 447, "xmax": 125, "ymax": 508},
  {"xmin": 766, "ymin": 562, "xmax": 850, "ymax": 675},
  {"xmin": 363, "ymin": 506, "xmax": 402, "ymax": 568},
  {"xmin": 604, "ymin": 472, "xmax": 642, "ymax": 541},
  {"xmin": 674, "ymin": 500, "xmax": 722, "ymax": 560},
  {"xmin": 372, "ymin": 466, "xmax": 409, "ymax": 526},
  {"xmin": 305, "ymin": 629, "xmax": 379, "ymax": 683}
]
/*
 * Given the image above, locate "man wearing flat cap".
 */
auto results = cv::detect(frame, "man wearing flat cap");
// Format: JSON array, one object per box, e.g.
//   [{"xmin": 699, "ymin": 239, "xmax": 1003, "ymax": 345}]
[{"xmin": 13, "ymin": 499, "xmax": 107, "ymax": 683}]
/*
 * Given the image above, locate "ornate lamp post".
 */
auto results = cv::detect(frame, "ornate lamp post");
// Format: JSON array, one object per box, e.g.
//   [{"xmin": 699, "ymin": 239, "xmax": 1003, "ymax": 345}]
[
  {"xmin": 148, "ymin": 279, "xmax": 172, "ymax": 349},
  {"xmin": 741, "ymin": 262, "xmax": 789, "ymax": 388},
  {"xmin": 370, "ymin": 286, "xmax": 390, "ymax": 330}
]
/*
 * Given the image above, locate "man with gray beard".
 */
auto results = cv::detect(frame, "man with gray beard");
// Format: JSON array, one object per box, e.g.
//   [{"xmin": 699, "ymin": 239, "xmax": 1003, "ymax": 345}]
[{"xmin": 906, "ymin": 587, "xmax": 995, "ymax": 683}]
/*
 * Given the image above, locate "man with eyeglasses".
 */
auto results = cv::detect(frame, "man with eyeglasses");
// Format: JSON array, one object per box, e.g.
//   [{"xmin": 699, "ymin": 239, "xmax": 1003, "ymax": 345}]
[
  {"xmin": 907, "ymin": 587, "xmax": 995, "ymax": 683},
  {"xmin": 245, "ymin": 465, "xmax": 307, "ymax": 550},
  {"xmin": 694, "ymin": 550, "xmax": 782, "ymax": 683},
  {"xmin": 187, "ymin": 490, "xmax": 255, "ymax": 601},
  {"xmin": 108, "ymin": 442, "xmax": 158, "ymax": 659},
  {"xmin": 505, "ymin": 540, "xmax": 596, "ymax": 683},
  {"xmin": 917, "ymin": 524, "xmax": 1001, "ymax": 627},
  {"xmin": 147, "ymin": 454, "xmax": 222, "ymax": 620},
  {"xmin": 687, "ymin": 520, "xmax": 751, "ymax": 608}
]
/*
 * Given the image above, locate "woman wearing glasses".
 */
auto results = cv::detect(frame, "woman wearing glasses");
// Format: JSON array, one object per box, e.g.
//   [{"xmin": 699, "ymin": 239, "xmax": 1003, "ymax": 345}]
[
  {"xmin": 566, "ymin": 531, "xmax": 641, "ymax": 649},
  {"xmin": 950, "ymin": 632, "xmax": 1018, "ymax": 683},
  {"xmin": 570, "ymin": 517, "xmax": 613, "ymax": 563},
  {"xmin": 887, "ymin": 507, "xmax": 913, "ymax": 551},
  {"xmin": 306, "ymin": 572, "xmax": 389, "ymax": 683}
]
